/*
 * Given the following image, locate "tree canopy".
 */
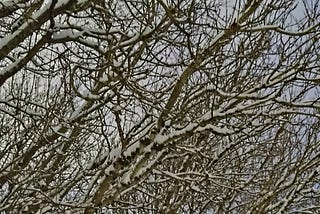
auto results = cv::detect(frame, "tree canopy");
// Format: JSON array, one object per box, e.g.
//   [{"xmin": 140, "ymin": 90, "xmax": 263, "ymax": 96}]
[{"xmin": 0, "ymin": 0, "xmax": 320, "ymax": 213}]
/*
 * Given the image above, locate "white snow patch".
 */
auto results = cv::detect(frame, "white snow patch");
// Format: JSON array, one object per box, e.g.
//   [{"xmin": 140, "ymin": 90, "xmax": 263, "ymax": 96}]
[
  {"xmin": 51, "ymin": 124, "xmax": 62, "ymax": 133},
  {"xmin": 123, "ymin": 142, "xmax": 140, "ymax": 158},
  {"xmin": 121, "ymin": 171, "xmax": 131, "ymax": 185},
  {"xmin": 108, "ymin": 70, "xmax": 117, "ymax": 78},
  {"xmin": 109, "ymin": 147, "xmax": 121, "ymax": 161},
  {"xmin": 97, "ymin": 174, "xmax": 106, "ymax": 184},
  {"xmin": 105, "ymin": 164, "xmax": 115, "ymax": 176},
  {"xmin": 153, "ymin": 133, "xmax": 168, "ymax": 144},
  {"xmin": 39, "ymin": 179, "xmax": 46, "ymax": 187},
  {"xmin": 164, "ymin": 120, "xmax": 171, "ymax": 127},
  {"xmin": 99, "ymin": 73, "xmax": 109, "ymax": 83},
  {"xmin": 112, "ymin": 105, "xmax": 121, "ymax": 112},
  {"xmin": 55, "ymin": 0, "xmax": 71, "ymax": 8},
  {"xmin": 195, "ymin": 124, "xmax": 233, "ymax": 135},
  {"xmin": 191, "ymin": 185, "xmax": 201, "ymax": 192},
  {"xmin": 55, "ymin": 149, "xmax": 64, "ymax": 155},
  {"xmin": 83, "ymin": 91, "xmax": 100, "ymax": 99},
  {"xmin": 113, "ymin": 59, "xmax": 121, "ymax": 67},
  {"xmin": 142, "ymin": 26, "xmax": 153, "ymax": 36},
  {"xmin": 143, "ymin": 142, "xmax": 154, "ymax": 153}
]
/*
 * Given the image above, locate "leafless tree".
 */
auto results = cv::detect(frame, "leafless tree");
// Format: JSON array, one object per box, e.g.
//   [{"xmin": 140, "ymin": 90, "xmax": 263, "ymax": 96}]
[{"xmin": 0, "ymin": 0, "xmax": 320, "ymax": 213}]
